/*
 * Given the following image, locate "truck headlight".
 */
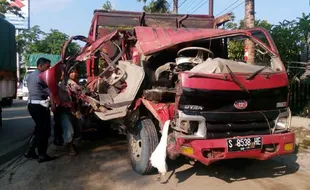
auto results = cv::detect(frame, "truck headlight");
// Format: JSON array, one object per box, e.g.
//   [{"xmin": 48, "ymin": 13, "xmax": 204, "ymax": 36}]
[
  {"xmin": 274, "ymin": 108, "xmax": 291, "ymax": 133},
  {"xmin": 276, "ymin": 117, "xmax": 288, "ymax": 130}
]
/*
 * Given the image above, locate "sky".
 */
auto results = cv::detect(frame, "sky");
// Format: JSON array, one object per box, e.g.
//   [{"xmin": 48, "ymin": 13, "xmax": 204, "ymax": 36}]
[{"xmin": 28, "ymin": 0, "xmax": 309, "ymax": 37}]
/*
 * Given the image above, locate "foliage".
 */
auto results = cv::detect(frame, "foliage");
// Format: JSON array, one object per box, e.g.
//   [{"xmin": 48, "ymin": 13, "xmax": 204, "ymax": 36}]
[
  {"xmin": 296, "ymin": 13, "xmax": 310, "ymax": 45},
  {"xmin": 271, "ymin": 20, "xmax": 300, "ymax": 62},
  {"xmin": 137, "ymin": 0, "xmax": 170, "ymax": 13},
  {"xmin": 16, "ymin": 25, "xmax": 80, "ymax": 66},
  {"xmin": 226, "ymin": 13, "xmax": 310, "ymax": 65},
  {"xmin": 228, "ymin": 40, "xmax": 244, "ymax": 60},
  {"xmin": 102, "ymin": 0, "xmax": 113, "ymax": 11},
  {"xmin": 0, "ymin": 0, "xmax": 23, "ymax": 18}
]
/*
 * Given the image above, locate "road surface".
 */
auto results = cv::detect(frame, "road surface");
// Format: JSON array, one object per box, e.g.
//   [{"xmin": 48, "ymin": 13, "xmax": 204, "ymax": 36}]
[
  {"xmin": 0, "ymin": 101, "xmax": 310, "ymax": 190},
  {"xmin": 0, "ymin": 100, "xmax": 34, "ymax": 164}
]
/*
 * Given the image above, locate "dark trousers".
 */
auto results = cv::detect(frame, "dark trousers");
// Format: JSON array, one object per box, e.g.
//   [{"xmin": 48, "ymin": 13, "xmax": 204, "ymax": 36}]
[
  {"xmin": 53, "ymin": 107, "xmax": 63, "ymax": 141},
  {"xmin": 28, "ymin": 104, "xmax": 51, "ymax": 155}
]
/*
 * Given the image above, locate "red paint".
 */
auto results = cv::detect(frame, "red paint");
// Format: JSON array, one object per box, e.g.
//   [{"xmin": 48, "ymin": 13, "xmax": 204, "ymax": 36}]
[
  {"xmin": 180, "ymin": 72, "xmax": 288, "ymax": 90},
  {"xmin": 75, "ymin": 31, "xmax": 119, "ymax": 62},
  {"xmin": 141, "ymin": 99, "xmax": 175, "ymax": 127},
  {"xmin": 10, "ymin": 0, "xmax": 25, "ymax": 9},
  {"xmin": 132, "ymin": 47, "xmax": 141, "ymax": 66},
  {"xmin": 39, "ymin": 61, "xmax": 62, "ymax": 105},
  {"xmin": 177, "ymin": 133, "xmax": 295, "ymax": 166},
  {"xmin": 135, "ymin": 27, "xmax": 278, "ymax": 56}
]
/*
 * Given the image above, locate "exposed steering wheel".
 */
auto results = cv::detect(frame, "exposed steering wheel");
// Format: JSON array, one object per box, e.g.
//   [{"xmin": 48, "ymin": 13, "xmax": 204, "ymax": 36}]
[{"xmin": 177, "ymin": 47, "xmax": 214, "ymax": 64}]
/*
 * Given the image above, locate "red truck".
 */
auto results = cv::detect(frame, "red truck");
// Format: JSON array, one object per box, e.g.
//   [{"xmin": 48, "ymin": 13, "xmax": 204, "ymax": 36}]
[{"xmin": 41, "ymin": 1, "xmax": 295, "ymax": 176}]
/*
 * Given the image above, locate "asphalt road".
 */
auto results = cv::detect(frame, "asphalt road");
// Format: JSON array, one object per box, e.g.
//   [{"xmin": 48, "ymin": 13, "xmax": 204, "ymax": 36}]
[
  {"xmin": 1, "ymin": 101, "xmax": 310, "ymax": 190},
  {"xmin": 0, "ymin": 100, "xmax": 34, "ymax": 164}
]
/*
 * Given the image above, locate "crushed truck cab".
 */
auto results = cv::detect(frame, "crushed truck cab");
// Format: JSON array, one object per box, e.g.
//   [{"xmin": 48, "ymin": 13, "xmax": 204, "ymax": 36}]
[{"xmin": 40, "ymin": 7, "xmax": 295, "ymax": 176}]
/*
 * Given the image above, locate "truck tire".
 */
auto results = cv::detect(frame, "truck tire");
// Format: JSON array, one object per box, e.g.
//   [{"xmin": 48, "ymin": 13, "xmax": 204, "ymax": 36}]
[
  {"xmin": 1, "ymin": 98, "xmax": 13, "ymax": 107},
  {"xmin": 6, "ymin": 98, "xmax": 13, "ymax": 106},
  {"xmin": 127, "ymin": 118, "xmax": 159, "ymax": 175}
]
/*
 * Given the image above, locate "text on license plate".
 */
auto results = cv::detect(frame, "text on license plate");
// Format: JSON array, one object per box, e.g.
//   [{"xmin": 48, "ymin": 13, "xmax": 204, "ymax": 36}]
[{"xmin": 227, "ymin": 137, "xmax": 262, "ymax": 152}]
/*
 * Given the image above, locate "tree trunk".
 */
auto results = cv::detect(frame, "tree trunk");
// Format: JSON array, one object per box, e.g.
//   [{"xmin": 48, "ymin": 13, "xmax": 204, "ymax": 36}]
[
  {"xmin": 173, "ymin": 0, "xmax": 178, "ymax": 14},
  {"xmin": 245, "ymin": 0, "xmax": 255, "ymax": 64}
]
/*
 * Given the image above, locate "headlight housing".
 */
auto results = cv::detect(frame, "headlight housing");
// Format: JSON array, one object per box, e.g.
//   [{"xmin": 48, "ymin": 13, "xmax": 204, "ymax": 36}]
[{"xmin": 274, "ymin": 108, "xmax": 291, "ymax": 133}]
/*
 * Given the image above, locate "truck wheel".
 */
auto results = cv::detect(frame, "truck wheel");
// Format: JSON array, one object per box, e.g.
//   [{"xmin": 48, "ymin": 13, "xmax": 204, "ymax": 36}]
[
  {"xmin": 2, "ymin": 98, "xmax": 13, "ymax": 107},
  {"xmin": 127, "ymin": 118, "xmax": 159, "ymax": 175},
  {"xmin": 6, "ymin": 98, "xmax": 13, "ymax": 106}
]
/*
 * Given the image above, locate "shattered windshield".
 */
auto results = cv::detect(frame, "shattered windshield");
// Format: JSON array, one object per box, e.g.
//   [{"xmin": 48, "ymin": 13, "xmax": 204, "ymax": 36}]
[{"xmin": 185, "ymin": 32, "xmax": 284, "ymax": 77}]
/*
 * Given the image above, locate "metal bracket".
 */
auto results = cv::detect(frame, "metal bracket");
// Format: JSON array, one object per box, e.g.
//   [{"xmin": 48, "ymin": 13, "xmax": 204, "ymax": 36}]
[
  {"xmin": 139, "ymin": 12, "xmax": 146, "ymax": 26},
  {"xmin": 176, "ymin": 15, "xmax": 188, "ymax": 28}
]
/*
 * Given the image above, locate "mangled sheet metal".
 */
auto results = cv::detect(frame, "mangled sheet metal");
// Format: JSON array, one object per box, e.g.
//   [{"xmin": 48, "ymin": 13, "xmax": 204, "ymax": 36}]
[
  {"xmin": 134, "ymin": 27, "xmax": 246, "ymax": 56},
  {"xmin": 190, "ymin": 58, "xmax": 275, "ymax": 74},
  {"xmin": 75, "ymin": 30, "xmax": 120, "ymax": 62}
]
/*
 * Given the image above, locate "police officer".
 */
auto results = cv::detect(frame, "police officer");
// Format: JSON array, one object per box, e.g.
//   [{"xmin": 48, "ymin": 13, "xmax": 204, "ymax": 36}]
[{"xmin": 24, "ymin": 58, "xmax": 56, "ymax": 163}]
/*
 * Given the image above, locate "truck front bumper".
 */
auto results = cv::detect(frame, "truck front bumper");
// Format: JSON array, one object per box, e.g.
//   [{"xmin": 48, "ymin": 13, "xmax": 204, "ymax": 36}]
[{"xmin": 177, "ymin": 132, "xmax": 295, "ymax": 166}]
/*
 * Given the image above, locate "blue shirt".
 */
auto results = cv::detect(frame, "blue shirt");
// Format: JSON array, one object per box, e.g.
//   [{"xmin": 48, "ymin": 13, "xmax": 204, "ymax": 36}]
[{"xmin": 26, "ymin": 69, "xmax": 50, "ymax": 100}]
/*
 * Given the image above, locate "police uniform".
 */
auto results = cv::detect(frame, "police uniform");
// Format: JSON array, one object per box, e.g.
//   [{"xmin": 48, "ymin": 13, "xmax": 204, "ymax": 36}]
[{"xmin": 25, "ymin": 69, "xmax": 53, "ymax": 161}]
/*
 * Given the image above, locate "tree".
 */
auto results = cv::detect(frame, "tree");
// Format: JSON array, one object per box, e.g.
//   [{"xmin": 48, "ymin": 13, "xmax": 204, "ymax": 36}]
[
  {"xmin": 296, "ymin": 13, "xmax": 310, "ymax": 44},
  {"xmin": 102, "ymin": 0, "xmax": 113, "ymax": 11},
  {"xmin": 16, "ymin": 26, "xmax": 80, "ymax": 65},
  {"xmin": 16, "ymin": 25, "xmax": 46, "ymax": 54},
  {"xmin": 226, "ymin": 18, "xmax": 302, "ymax": 64},
  {"xmin": 137, "ymin": 0, "xmax": 170, "ymax": 13},
  {"xmin": 0, "ymin": 0, "xmax": 23, "ymax": 18},
  {"xmin": 272, "ymin": 20, "xmax": 300, "ymax": 62}
]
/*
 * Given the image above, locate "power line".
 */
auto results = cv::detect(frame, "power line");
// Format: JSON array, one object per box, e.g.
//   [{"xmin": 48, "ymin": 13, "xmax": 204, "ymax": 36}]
[
  {"xmin": 178, "ymin": 0, "xmax": 188, "ymax": 8},
  {"xmin": 225, "ymin": 0, "xmax": 245, "ymax": 15},
  {"xmin": 191, "ymin": 0, "xmax": 209, "ymax": 14},
  {"xmin": 188, "ymin": 0, "xmax": 205, "ymax": 14},
  {"xmin": 216, "ymin": 0, "xmax": 240, "ymax": 16},
  {"xmin": 183, "ymin": 0, "xmax": 200, "ymax": 13}
]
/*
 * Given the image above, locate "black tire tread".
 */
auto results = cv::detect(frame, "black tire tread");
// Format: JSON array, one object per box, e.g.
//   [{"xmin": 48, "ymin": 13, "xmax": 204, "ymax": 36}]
[{"xmin": 140, "ymin": 118, "xmax": 159, "ymax": 174}]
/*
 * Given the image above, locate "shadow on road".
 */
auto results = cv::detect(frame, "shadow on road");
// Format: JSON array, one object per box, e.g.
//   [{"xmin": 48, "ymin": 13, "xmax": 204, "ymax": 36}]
[
  {"xmin": 66, "ymin": 126, "xmax": 300, "ymax": 185},
  {"xmin": 170, "ymin": 154, "xmax": 299, "ymax": 184}
]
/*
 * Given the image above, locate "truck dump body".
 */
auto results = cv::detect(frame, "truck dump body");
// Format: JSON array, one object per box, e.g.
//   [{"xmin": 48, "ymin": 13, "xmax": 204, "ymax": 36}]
[
  {"xmin": 0, "ymin": 18, "xmax": 17, "ymax": 76},
  {"xmin": 0, "ymin": 17, "xmax": 17, "ymax": 102}
]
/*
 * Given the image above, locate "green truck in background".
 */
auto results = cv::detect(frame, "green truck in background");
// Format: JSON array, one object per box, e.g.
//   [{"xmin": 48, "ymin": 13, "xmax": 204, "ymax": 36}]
[
  {"xmin": 0, "ymin": 17, "xmax": 17, "ymax": 126},
  {"xmin": 0, "ymin": 17, "xmax": 17, "ymax": 106}
]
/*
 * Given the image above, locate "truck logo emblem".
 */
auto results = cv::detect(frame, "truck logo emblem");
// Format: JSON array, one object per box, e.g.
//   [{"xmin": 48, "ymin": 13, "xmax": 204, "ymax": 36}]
[{"xmin": 234, "ymin": 100, "xmax": 248, "ymax": 110}]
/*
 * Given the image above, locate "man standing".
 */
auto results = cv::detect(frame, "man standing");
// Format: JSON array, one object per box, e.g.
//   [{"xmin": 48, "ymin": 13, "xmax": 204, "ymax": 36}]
[{"xmin": 24, "ymin": 58, "xmax": 56, "ymax": 163}]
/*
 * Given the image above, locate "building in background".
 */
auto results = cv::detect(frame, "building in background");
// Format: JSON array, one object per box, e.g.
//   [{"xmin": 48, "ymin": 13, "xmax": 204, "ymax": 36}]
[
  {"xmin": 4, "ymin": 0, "xmax": 30, "ymax": 30},
  {"xmin": 4, "ymin": 0, "xmax": 30, "ymax": 82}
]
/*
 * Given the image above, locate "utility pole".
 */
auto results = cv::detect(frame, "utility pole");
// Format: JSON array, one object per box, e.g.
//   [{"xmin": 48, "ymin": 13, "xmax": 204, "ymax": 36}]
[
  {"xmin": 244, "ymin": 0, "xmax": 255, "ymax": 64},
  {"xmin": 173, "ymin": 0, "xmax": 178, "ymax": 14}
]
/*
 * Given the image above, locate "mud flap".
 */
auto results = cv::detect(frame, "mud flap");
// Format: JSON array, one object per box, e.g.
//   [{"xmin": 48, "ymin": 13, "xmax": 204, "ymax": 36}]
[{"xmin": 150, "ymin": 120, "xmax": 170, "ymax": 175}]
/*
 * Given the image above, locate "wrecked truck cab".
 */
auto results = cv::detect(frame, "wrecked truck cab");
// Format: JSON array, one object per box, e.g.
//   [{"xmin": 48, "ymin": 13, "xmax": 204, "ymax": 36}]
[{"xmin": 41, "ymin": 25, "xmax": 295, "ymax": 176}]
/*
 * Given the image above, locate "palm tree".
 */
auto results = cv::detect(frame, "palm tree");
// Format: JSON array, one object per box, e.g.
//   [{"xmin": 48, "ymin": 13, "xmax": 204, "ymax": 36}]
[
  {"xmin": 297, "ymin": 13, "xmax": 310, "ymax": 45},
  {"xmin": 137, "ymin": 0, "xmax": 170, "ymax": 13}
]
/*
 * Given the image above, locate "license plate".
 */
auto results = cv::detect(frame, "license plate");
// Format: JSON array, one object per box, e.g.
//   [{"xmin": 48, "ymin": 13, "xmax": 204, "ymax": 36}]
[{"xmin": 227, "ymin": 137, "xmax": 262, "ymax": 152}]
